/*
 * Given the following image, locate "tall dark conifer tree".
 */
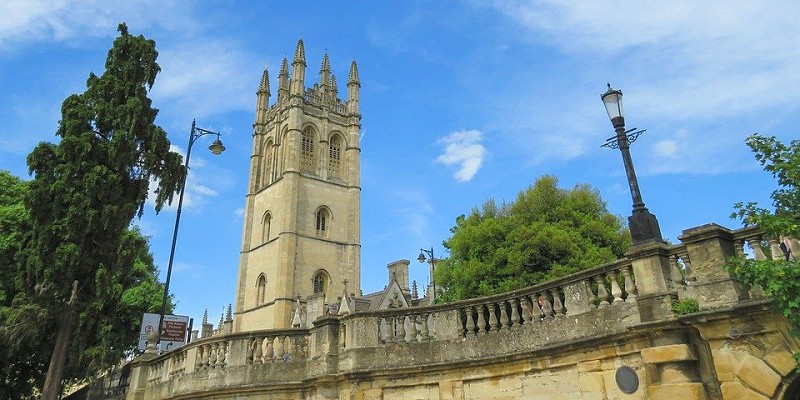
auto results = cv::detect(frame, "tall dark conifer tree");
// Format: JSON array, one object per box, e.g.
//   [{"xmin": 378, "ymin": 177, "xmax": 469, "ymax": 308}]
[{"xmin": 10, "ymin": 24, "xmax": 183, "ymax": 399}]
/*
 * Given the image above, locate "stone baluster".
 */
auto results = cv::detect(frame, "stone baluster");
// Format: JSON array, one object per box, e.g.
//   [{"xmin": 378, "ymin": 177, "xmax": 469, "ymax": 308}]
[
  {"xmin": 488, "ymin": 303, "xmax": 499, "ymax": 332},
  {"xmin": 734, "ymin": 239, "xmax": 745, "ymax": 257},
  {"xmin": 520, "ymin": 297, "xmax": 533, "ymax": 324},
  {"xmin": 404, "ymin": 315, "xmax": 414, "ymax": 342},
  {"xmin": 274, "ymin": 336, "xmax": 285, "ymax": 360},
  {"xmin": 538, "ymin": 294, "xmax": 553, "ymax": 319},
  {"xmin": 252, "ymin": 337, "xmax": 263, "ymax": 364},
  {"xmin": 609, "ymin": 271, "xmax": 624, "ymax": 302},
  {"xmin": 510, "ymin": 298, "xmax": 521, "ymax": 327},
  {"xmin": 420, "ymin": 313, "xmax": 430, "ymax": 340},
  {"xmin": 208, "ymin": 343, "xmax": 218, "ymax": 368},
  {"xmin": 264, "ymin": 337, "xmax": 274, "ymax": 362},
  {"xmin": 622, "ymin": 267, "xmax": 636, "ymax": 302},
  {"xmin": 678, "ymin": 252, "xmax": 695, "ymax": 282},
  {"xmin": 476, "ymin": 305, "xmax": 488, "ymax": 334},
  {"xmin": 201, "ymin": 344, "xmax": 210, "ymax": 368},
  {"xmin": 595, "ymin": 275, "xmax": 610, "ymax": 306},
  {"xmin": 499, "ymin": 301, "xmax": 511, "ymax": 329},
  {"xmin": 281, "ymin": 336, "xmax": 291, "ymax": 361},
  {"xmin": 395, "ymin": 316, "xmax": 405, "ymax": 342},
  {"xmin": 217, "ymin": 341, "xmax": 227, "ymax": 367},
  {"xmin": 748, "ymin": 238, "xmax": 766, "ymax": 260},
  {"xmin": 465, "ymin": 307, "xmax": 476, "ymax": 336},
  {"xmin": 195, "ymin": 345, "xmax": 204, "ymax": 369},
  {"xmin": 246, "ymin": 337, "xmax": 255, "ymax": 364},
  {"xmin": 669, "ymin": 255, "xmax": 685, "ymax": 290},
  {"xmin": 380, "ymin": 317, "xmax": 389, "ymax": 343},
  {"xmin": 551, "ymin": 288, "xmax": 565, "ymax": 316},
  {"xmin": 769, "ymin": 238, "xmax": 785, "ymax": 260}
]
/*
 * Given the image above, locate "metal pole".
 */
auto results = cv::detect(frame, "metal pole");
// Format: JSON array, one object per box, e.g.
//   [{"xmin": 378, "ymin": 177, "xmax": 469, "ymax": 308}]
[
  {"xmin": 613, "ymin": 121, "xmax": 646, "ymax": 212},
  {"xmin": 156, "ymin": 120, "xmax": 196, "ymax": 349}
]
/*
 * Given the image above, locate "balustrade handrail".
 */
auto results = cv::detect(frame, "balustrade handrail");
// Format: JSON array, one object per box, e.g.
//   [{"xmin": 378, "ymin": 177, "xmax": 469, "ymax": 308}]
[
  {"xmin": 342, "ymin": 257, "xmax": 635, "ymax": 320},
  {"xmin": 145, "ymin": 327, "xmax": 309, "ymax": 364}
]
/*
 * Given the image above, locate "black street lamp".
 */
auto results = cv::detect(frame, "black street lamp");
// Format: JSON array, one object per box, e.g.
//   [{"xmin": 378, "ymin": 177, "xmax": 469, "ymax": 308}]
[
  {"xmin": 156, "ymin": 120, "xmax": 225, "ymax": 350},
  {"xmin": 417, "ymin": 247, "xmax": 437, "ymax": 302},
  {"xmin": 601, "ymin": 84, "xmax": 663, "ymax": 245}
]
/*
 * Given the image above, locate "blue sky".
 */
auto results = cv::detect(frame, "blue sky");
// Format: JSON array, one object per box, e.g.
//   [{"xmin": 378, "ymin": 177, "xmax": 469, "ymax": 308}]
[{"xmin": 1, "ymin": 1, "xmax": 798, "ymax": 327}]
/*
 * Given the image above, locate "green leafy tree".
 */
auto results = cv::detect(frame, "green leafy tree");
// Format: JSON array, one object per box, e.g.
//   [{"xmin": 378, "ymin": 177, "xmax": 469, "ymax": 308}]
[
  {"xmin": 435, "ymin": 175, "xmax": 631, "ymax": 301},
  {"xmin": 726, "ymin": 135, "xmax": 800, "ymax": 351},
  {"xmin": 1, "ymin": 23, "xmax": 183, "ymax": 400},
  {"xmin": 0, "ymin": 169, "xmax": 174, "ymax": 399}
]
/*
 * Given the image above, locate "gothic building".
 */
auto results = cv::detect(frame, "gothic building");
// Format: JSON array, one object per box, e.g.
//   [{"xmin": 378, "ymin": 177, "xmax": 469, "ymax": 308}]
[{"xmin": 233, "ymin": 40, "xmax": 363, "ymax": 331}]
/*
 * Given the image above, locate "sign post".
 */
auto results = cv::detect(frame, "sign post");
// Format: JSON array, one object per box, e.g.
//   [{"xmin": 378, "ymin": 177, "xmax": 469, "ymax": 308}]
[{"xmin": 138, "ymin": 313, "xmax": 190, "ymax": 352}]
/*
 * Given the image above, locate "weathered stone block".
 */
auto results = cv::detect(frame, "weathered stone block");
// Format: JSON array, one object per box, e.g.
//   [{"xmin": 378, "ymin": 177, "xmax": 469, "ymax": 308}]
[
  {"xmin": 734, "ymin": 354, "xmax": 781, "ymax": 397},
  {"xmin": 764, "ymin": 350, "xmax": 798, "ymax": 376},
  {"xmin": 641, "ymin": 344, "xmax": 697, "ymax": 364},
  {"xmin": 647, "ymin": 382, "xmax": 708, "ymax": 400},
  {"xmin": 579, "ymin": 371, "xmax": 605, "ymax": 392},
  {"xmin": 720, "ymin": 382, "xmax": 768, "ymax": 400},
  {"xmin": 577, "ymin": 360, "xmax": 602, "ymax": 373}
]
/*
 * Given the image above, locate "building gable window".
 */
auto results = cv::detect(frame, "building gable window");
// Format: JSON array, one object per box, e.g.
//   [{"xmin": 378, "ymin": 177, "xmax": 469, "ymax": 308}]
[{"xmin": 262, "ymin": 139, "xmax": 274, "ymax": 187}]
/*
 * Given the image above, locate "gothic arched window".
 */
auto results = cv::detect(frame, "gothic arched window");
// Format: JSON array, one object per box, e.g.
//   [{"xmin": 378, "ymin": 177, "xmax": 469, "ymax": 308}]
[
  {"xmin": 256, "ymin": 274, "xmax": 267, "ymax": 305},
  {"xmin": 262, "ymin": 211, "xmax": 272, "ymax": 243},
  {"xmin": 262, "ymin": 139, "xmax": 274, "ymax": 187},
  {"xmin": 301, "ymin": 127, "xmax": 315, "ymax": 174},
  {"xmin": 312, "ymin": 270, "xmax": 329, "ymax": 296},
  {"xmin": 315, "ymin": 207, "xmax": 330, "ymax": 237},
  {"xmin": 328, "ymin": 134, "xmax": 342, "ymax": 179}
]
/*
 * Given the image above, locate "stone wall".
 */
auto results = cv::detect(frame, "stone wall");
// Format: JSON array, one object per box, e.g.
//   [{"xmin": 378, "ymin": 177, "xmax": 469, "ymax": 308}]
[{"xmin": 123, "ymin": 224, "xmax": 800, "ymax": 400}]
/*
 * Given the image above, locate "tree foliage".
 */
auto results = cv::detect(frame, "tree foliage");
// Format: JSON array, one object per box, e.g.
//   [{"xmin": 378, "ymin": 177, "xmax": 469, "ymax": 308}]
[
  {"xmin": 0, "ymin": 23, "xmax": 183, "ymax": 399},
  {"xmin": 726, "ymin": 135, "xmax": 800, "ymax": 344},
  {"xmin": 0, "ymin": 170, "xmax": 173, "ymax": 399},
  {"xmin": 435, "ymin": 176, "xmax": 631, "ymax": 302}
]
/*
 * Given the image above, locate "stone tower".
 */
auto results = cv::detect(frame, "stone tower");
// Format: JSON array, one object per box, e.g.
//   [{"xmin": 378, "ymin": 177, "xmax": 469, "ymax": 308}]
[{"xmin": 233, "ymin": 40, "xmax": 361, "ymax": 331}]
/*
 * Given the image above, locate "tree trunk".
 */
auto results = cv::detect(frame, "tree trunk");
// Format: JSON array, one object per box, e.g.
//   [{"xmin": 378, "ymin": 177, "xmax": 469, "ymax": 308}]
[{"xmin": 42, "ymin": 281, "xmax": 78, "ymax": 400}]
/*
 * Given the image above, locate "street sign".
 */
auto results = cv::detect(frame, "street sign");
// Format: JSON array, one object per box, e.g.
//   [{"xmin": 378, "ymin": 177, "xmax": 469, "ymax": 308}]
[{"xmin": 138, "ymin": 313, "xmax": 190, "ymax": 352}]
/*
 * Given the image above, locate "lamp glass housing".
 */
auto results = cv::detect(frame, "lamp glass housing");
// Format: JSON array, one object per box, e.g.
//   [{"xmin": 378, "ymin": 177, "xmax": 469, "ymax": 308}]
[
  {"xmin": 601, "ymin": 87, "xmax": 624, "ymax": 121},
  {"xmin": 209, "ymin": 139, "xmax": 226, "ymax": 155},
  {"xmin": 417, "ymin": 252, "xmax": 426, "ymax": 263}
]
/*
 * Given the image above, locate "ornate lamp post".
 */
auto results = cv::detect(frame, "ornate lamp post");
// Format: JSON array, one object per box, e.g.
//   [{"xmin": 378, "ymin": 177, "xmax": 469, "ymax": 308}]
[
  {"xmin": 157, "ymin": 120, "xmax": 225, "ymax": 350},
  {"xmin": 601, "ymin": 84, "xmax": 663, "ymax": 245},
  {"xmin": 417, "ymin": 247, "xmax": 437, "ymax": 302}
]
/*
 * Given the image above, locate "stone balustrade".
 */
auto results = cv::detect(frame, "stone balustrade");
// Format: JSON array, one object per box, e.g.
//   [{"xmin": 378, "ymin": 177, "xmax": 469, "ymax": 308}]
[{"xmin": 126, "ymin": 224, "xmax": 800, "ymax": 400}]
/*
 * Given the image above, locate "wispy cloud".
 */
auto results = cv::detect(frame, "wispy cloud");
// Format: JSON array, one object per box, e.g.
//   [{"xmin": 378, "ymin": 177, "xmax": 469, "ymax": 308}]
[
  {"xmin": 436, "ymin": 130, "xmax": 487, "ymax": 182},
  {"xmin": 487, "ymin": 1, "xmax": 800, "ymax": 174},
  {"xmin": 0, "ymin": 0, "xmax": 191, "ymax": 50}
]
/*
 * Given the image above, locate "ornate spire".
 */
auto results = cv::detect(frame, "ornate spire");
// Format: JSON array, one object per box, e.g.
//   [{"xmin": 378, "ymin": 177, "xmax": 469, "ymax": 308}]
[
  {"xmin": 293, "ymin": 39, "xmax": 306, "ymax": 66},
  {"xmin": 226, "ymin": 303, "xmax": 233, "ymax": 321},
  {"xmin": 320, "ymin": 53, "xmax": 330, "ymax": 74},
  {"xmin": 291, "ymin": 39, "xmax": 307, "ymax": 96},
  {"xmin": 279, "ymin": 57, "xmax": 289, "ymax": 78},
  {"xmin": 330, "ymin": 74, "xmax": 338, "ymax": 95},
  {"xmin": 348, "ymin": 60, "xmax": 359, "ymax": 85},
  {"xmin": 258, "ymin": 67, "xmax": 270, "ymax": 95},
  {"xmin": 202, "ymin": 309, "xmax": 208, "ymax": 325}
]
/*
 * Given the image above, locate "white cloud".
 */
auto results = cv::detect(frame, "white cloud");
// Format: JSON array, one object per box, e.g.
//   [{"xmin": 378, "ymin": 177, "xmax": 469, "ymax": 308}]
[
  {"xmin": 436, "ymin": 130, "xmax": 487, "ymax": 182},
  {"xmin": 484, "ymin": 1, "xmax": 800, "ymax": 174},
  {"xmin": 653, "ymin": 140, "xmax": 678, "ymax": 158},
  {"xmin": 0, "ymin": 0, "xmax": 192, "ymax": 50}
]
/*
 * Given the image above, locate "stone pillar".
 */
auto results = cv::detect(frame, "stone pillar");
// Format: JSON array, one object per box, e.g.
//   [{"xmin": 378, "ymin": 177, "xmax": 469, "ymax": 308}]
[
  {"xmin": 387, "ymin": 259, "xmax": 410, "ymax": 295},
  {"xmin": 678, "ymin": 223, "xmax": 748, "ymax": 309},
  {"xmin": 627, "ymin": 241, "xmax": 675, "ymax": 322}
]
